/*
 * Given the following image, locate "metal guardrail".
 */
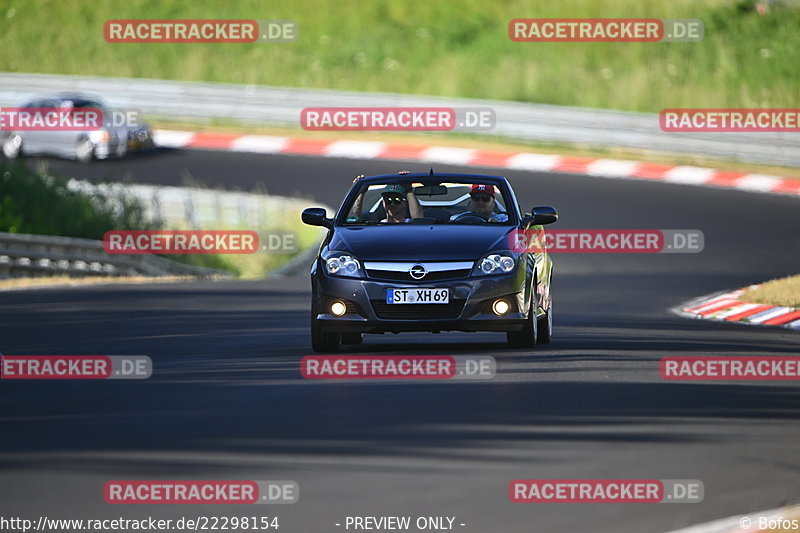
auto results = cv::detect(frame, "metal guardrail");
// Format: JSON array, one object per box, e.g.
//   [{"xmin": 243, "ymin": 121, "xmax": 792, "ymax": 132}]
[
  {"xmin": 61, "ymin": 180, "xmax": 329, "ymax": 279},
  {"xmin": 65, "ymin": 180, "xmax": 316, "ymax": 230},
  {"xmin": 1, "ymin": 72, "xmax": 798, "ymax": 167},
  {"xmin": 0, "ymin": 232, "xmax": 229, "ymax": 279},
  {"xmin": 0, "ymin": 180, "xmax": 328, "ymax": 280}
]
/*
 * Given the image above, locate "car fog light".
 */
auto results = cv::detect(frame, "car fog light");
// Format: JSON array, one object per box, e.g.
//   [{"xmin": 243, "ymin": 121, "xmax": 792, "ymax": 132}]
[
  {"xmin": 330, "ymin": 301, "xmax": 347, "ymax": 317},
  {"xmin": 492, "ymin": 299, "xmax": 510, "ymax": 316}
]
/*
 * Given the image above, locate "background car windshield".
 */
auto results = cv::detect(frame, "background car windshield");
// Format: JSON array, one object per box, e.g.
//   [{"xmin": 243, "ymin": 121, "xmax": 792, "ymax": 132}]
[{"xmin": 343, "ymin": 181, "xmax": 511, "ymax": 224}]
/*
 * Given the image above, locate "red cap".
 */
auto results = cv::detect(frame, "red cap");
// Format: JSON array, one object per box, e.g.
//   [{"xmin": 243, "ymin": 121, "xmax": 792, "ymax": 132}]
[{"xmin": 471, "ymin": 184, "xmax": 495, "ymax": 196}]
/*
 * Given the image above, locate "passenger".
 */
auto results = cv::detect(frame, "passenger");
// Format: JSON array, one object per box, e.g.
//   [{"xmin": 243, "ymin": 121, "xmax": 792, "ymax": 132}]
[
  {"xmin": 378, "ymin": 184, "xmax": 422, "ymax": 223},
  {"xmin": 348, "ymin": 177, "xmax": 422, "ymax": 223}
]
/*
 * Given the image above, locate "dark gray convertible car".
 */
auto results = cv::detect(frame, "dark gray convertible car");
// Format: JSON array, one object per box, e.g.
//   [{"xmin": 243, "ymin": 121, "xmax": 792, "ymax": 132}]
[{"xmin": 302, "ymin": 171, "xmax": 558, "ymax": 352}]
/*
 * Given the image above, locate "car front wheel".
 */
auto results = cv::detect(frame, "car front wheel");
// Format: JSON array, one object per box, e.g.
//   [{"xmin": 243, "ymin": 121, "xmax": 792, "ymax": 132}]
[
  {"xmin": 311, "ymin": 315, "xmax": 341, "ymax": 352},
  {"xmin": 341, "ymin": 332, "xmax": 363, "ymax": 345},
  {"xmin": 2, "ymin": 134, "xmax": 23, "ymax": 159},
  {"xmin": 507, "ymin": 294, "xmax": 538, "ymax": 348},
  {"xmin": 75, "ymin": 137, "xmax": 95, "ymax": 163},
  {"xmin": 536, "ymin": 305, "xmax": 552, "ymax": 344}
]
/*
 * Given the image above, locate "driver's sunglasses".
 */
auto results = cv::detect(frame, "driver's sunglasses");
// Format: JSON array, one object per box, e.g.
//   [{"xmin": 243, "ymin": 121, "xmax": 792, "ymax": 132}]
[
  {"xmin": 470, "ymin": 193, "xmax": 493, "ymax": 203},
  {"xmin": 383, "ymin": 195, "xmax": 406, "ymax": 205}
]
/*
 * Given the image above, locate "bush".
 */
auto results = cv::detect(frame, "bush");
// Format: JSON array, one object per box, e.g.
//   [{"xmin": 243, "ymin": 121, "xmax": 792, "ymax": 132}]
[{"xmin": 0, "ymin": 160, "xmax": 156, "ymax": 239}]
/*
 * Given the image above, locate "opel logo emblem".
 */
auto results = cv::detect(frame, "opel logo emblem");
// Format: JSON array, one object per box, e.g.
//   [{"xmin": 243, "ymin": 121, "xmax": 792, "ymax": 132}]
[{"xmin": 409, "ymin": 264, "xmax": 427, "ymax": 280}]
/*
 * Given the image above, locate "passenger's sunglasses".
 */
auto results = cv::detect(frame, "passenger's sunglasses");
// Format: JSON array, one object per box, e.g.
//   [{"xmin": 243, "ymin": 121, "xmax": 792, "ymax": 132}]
[
  {"xmin": 383, "ymin": 195, "xmax": 406, "ymax": 205},
  {"xmin": 470, "ymin": 194, "xmax": 493, "ymax": 203}
]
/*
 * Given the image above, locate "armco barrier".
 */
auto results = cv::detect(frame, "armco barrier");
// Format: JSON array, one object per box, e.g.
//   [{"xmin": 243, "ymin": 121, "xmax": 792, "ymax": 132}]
[
  {"xmin": 0, "ymin": 232, "xmax": 229, "ymax": 279},
  {"xmin": 65, "ymin": 180, "xmax": 316, "ymax": 230},
  {"xmin": 0, "ymin": 181, "xmax": 329, "ymax": 280},
  {"xmin": 0, "ymin": 72, "xmax": 797, "ymax": 167}
]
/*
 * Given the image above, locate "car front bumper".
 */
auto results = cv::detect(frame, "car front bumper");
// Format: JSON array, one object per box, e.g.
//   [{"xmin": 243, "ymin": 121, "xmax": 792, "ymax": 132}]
[
  {"xmin": 94, "ymin": 139, "xmax": 124, "ymax": 159},
  {"xmin": 313, "ymin": 269, "xmax": 531, "ymax": 334}
]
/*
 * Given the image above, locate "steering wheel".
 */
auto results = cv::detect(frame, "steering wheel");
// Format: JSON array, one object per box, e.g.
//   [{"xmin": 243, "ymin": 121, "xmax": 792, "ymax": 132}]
[{"xmin": 452, "ymin": 211, "xmax": 490, "ymax": 223}]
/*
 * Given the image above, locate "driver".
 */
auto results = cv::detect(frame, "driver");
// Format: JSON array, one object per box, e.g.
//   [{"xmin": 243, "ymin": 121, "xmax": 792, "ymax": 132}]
[{"xmin": 451, "ymin": 184, "xmax": 508, "ymax": 223}]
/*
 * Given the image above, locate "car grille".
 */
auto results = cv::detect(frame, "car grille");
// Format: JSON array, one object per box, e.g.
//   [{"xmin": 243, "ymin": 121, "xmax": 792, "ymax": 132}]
[
  {"xmin": 366, "ymin": 269, "xmax": 471, "ymax": 282},
  {"xmin": 371, "ymin": 300, "xmax": 466, "ymax": 320}
]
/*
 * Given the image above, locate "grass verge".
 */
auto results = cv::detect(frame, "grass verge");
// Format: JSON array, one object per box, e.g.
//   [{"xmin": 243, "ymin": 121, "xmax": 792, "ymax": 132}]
[
  {"xmin": 1, "ymin": 0, "xmax": 799, "ymax": 113},
  {"xmin": 0, "ymin": 160, "xmax": 155, "ymax": 239},
  {"xmin": 0, "ymin": 160, "xmax": 322, "ymax": 278},
  {"xmin": 743, "ymin": 275, "xmax": 800, "ymax": 308}
]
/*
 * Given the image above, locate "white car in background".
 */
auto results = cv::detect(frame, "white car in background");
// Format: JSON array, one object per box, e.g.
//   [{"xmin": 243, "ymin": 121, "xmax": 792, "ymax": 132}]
[{"xmin": 1, "ymin": 94, "xmax": 154, "ymax": 163}]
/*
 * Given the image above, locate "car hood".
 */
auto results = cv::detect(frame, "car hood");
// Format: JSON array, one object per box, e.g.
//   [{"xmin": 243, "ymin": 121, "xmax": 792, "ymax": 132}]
[{"xmin": 328, "ymin": 224, "xmax": 517, "ymax": 261}]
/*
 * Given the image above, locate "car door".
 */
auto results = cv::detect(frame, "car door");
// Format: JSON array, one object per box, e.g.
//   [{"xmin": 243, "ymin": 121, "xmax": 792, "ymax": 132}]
[
  {"xmin": 19, "ymin": 99, "xmax": 47, "ymax": 154},
  {"xmin": 50, "ymin": 99, "xmax": 82, "ymax": 158}
]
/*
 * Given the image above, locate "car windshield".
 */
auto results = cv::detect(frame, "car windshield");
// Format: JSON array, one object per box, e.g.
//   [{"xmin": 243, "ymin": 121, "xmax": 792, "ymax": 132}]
[{"xmin": 341, "ymin": 180, "xmax": 513, "ymax": 225}]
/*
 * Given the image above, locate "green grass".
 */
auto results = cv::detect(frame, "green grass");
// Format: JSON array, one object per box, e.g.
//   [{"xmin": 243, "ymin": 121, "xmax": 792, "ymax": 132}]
[
  {"xmin": 0, "ymin": 160, "xmax": 156, "ymax": 239},
  {"xmin": 1, "ymin": 0, "xmax": 798, "ymax": 112},
  {"xmin": 0, "ymin": 160, "xmax": 235, "ymax": 273}
]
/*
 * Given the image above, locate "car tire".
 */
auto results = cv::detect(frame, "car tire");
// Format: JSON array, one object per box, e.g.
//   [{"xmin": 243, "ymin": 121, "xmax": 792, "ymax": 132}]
[
  {"xmin": 2, "ymin": 134, "xmax": 23, "ymax": 159},
  {"xmin": 507, "ymin": 293, "xmax": 538, "ymax": 348},
  {"xmin": 75, "ymin": 137, "xmax": 95, "ymax": 163},
  {"xmin": 537, "ymin": 272, "xmax": 553, "ymax": 344},
  {"xmin": 536, "ymin": 305, "xmax": 552, "ymax": 344},
  {"xmin": 341, "ymin": 332, "xmax": 363, "ymax": 345},
  {"xmin": 311, "ymin": 315, "xmax": 341, "ymax": 352}
]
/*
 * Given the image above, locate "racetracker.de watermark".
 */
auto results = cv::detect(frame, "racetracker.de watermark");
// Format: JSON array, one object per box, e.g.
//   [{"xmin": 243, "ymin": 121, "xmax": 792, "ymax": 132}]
[
  {"xmin": 509, "ymin": 229, "xmax": 704, "ymax": 253},
  {"xmin": 104, "ymin": 19, "xmax": 297, "ymax": 43},
  {"xmin": 301, "ymin": 355, "xmax": 495, "ymax": 380},
  {"xmin": 103, "ymin": 230, "xmax": 297, "ymax": 255},
  {"xmin": 300, "ymin": 107, "xmax": 495, "ymax": 132},
  {"xmin": 0, "ymin": 108, "xmax": 146, "ymax": 132},
  {"xmin": 509, "ymin": 479, "xmax": 704, "ymax": 503},
  {"xmin": 0, "ymin": 107, "xmax": 100, "ymax": 131},
  {"xmin": 660, "ymin": 109, "xmax": 800, "ymax": 132},
  {"xmin": 509, "ymin": 18, "xmax": 703, "ymax": 42},
  {"xmin": 660, "ymin": 357, "xmax": 800, "ymax": 380},
  {"xmin": 0, "ymin": 516, "xmax": 280, "ymax": 532},
  {"xmin": 104, "ymin": 480, "xmax": 298, "ymax": 504},
  {"xmin": 0, "ymin": 356, "xmax": 151, "ymax": 380}
]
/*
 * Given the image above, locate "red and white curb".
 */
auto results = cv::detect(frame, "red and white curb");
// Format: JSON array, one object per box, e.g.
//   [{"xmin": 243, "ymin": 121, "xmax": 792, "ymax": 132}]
[
  {"xmin": 153, "ymin": 130, "xmax": 800, "ymax": 198},
  {"xmin": 664, "ymin": 504, "xmax": 800, "ymax": 533},
  {"xmin": 675, "ymin": 285, "xmax": 800, "ymax": 330}
]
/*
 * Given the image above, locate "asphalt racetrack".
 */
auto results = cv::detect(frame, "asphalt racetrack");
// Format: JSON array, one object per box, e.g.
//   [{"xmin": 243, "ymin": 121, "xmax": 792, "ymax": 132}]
[{"xmin": 2, "ymin": 148, "xmax": 799, "ymax": 532}]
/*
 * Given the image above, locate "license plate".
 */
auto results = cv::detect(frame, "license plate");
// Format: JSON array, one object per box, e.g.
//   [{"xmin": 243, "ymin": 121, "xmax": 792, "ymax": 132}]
[{"xmin": 386, "ymin": 288, "xmax": 449, "ymax": 304}]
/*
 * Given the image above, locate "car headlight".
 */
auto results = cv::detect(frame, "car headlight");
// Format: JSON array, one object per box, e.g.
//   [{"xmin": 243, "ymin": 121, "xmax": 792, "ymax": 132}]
[
  {"xmin": 473, "ymin": 252, "xmax": 517, "ymax": 276},
  {"xmin": 325, "ymin": 254, "xmax": 362, "ymax": 278},
  {"xmin": 89, "ymin": 129, "xmax": 110, "ymax": 143}
]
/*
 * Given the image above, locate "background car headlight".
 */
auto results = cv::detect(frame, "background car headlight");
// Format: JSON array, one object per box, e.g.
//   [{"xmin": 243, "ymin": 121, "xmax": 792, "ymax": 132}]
[
  {"xmin": 89, "ymin": 129, "xmax": 110, "ymax": 143},
  {"xmin": 474, "ymin": 252, "xmax": 517, "ymax": 275},
  {"xmin": 325, "ymin": 254, "xmax": 362, "ymax": 278}
]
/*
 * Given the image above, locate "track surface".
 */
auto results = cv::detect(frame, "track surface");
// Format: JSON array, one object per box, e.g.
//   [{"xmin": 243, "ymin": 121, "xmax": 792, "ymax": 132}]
[{"xmin": 2, "ymin": 150, "xmax": 799, "ymax": 533}]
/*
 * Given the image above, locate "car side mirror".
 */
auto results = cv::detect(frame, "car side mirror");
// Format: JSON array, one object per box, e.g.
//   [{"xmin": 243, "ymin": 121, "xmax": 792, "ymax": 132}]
[
  {"xmin": 302, "ymin": 207, "xmax": 333, "ymax": 228},
  {"xmin": 531, "ymin": 206, "xmax": 558, "ymax": 225}
]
